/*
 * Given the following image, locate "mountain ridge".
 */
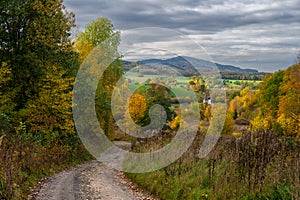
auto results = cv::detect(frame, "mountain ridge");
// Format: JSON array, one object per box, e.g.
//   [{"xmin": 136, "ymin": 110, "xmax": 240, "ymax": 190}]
[{"xmin": 136, "ymin": 56, "xmax": 261, "ymax": 74}]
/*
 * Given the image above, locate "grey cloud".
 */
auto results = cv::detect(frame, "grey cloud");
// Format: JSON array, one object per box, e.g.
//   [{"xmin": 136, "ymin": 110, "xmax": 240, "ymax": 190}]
[
  {"xmin": 64, "ymin": 0, "xmax": 300, "ymax": 71},
  {"xmin": 65, "ymin": 0, "xmax": 300, "ymax": 32}
]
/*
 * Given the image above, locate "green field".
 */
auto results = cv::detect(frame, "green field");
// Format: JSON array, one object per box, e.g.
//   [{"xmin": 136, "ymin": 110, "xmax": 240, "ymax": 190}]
[
  {"xmin": 125, "ymin": 71, "xmax": 261, "ymax": 98},
  {"xmin": 125, "ymin": 72, "xmax": 194, "ymax": 98},
  {"xmin": 224, "ymin": 79, "xmax": 262, "ymax": 89}
]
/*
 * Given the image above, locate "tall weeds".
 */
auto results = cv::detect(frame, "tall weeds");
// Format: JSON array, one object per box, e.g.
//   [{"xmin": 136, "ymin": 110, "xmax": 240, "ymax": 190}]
[
  {"xmin": 0, "ymin": 131, "xmax": 91, "ymax": 199},
  {"xmin": 127, "ymin": 129, "xmax": 300, "ymax": 199}
]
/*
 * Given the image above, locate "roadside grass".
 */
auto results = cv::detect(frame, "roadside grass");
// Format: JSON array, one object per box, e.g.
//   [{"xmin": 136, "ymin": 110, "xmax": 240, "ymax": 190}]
[
  {"xmin": 0, "ymin": 133, "xmax": 92, "ymax": 199},
  {"xmin": 125, "ymin": 130, "xmax": 300, "ymax": 200}
]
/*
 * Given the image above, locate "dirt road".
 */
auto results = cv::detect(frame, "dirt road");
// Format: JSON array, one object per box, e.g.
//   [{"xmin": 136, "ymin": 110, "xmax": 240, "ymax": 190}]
[{"xmin": 30, "ymin": 142, "xmax": 158, "ymax": 200}]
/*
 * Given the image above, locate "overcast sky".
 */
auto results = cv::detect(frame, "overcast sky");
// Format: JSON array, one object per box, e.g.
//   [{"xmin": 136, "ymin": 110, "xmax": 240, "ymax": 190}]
[{"xmin": 64, "ymin": 0, "xmax": 300, "ymax": 72}]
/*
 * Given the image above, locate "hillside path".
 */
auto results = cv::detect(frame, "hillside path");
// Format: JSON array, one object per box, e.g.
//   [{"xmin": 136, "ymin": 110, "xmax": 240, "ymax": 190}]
[{"xmin": 29, "ymin": 142, "xmax": 158, "ymax": 200}]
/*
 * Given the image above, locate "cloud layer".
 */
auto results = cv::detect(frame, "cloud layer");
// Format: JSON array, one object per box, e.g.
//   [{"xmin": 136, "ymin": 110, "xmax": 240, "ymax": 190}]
[{"xmin": 64, "ymin": 0, "xmax": 300, "ymax": 72}]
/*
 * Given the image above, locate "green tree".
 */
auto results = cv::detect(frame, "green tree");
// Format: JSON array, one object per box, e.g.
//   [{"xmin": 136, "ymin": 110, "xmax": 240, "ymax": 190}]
[
  {"xmin": 0, "ymin": 0, "xmax": 79, "ymax": 146},
  {"xmin": 250, "ymin": 71, "xmax": 284, "ymax": 131},
  {"xmin": 143, "ymin": 84, "xmax": 173, "ymax": 126},
  {"xmin": 23, "ymin": 65, "xmax": 76, "ymax": 145},
  {"xmin": 96, "ymin": 60, "xmax": 123, "ymax": 140},
  {"xmin": 76, "ymin": 18, "xmax": 118, "ymax": 47},
  {"xmin": 0, "ymin": 0, "xmax": 78, "ymax": 110},
  {"xmin": 0, "ymin": 2, "xmax": 90, "ymax": 198},
  {"xmin": 76, "ymin": 18, "xmax": 123, "ymax": 140},
  {"xmin": 258, "ymin": 70, "xmax": 284, "ymax": 118},
  {"xmin": 0, "ymin": 62, "xmax": 15, "ymax": 114}
]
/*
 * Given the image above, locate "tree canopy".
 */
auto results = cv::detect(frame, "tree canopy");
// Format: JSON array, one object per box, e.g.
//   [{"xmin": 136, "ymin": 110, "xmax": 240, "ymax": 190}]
[
  {"xmin": 0, "ymin": 1, "xmax": 92, "ymax": 198},
  {"xmin": 0, "ymin": 0, "xmax": 77, "ymax": 110},
  {"xmin": 75, "ymin": 17, "xmax": 123, "ymax": 140},
  {"xmin": 251, "ymin": 63, "xmax": 300, "ymax": 136}
]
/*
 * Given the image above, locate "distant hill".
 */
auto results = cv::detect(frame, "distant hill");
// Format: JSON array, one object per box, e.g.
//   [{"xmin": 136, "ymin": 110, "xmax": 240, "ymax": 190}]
[
  {"xmin": 215, "ymin": 63, "xmax": 259, "ymax": 74},
  {"xmin": 137, "ymin": 56, "xmax": 260, "ymax": 74},
  {"xmin": 122, "ymin": 56, "xmax": 266, "ymax": 79}
]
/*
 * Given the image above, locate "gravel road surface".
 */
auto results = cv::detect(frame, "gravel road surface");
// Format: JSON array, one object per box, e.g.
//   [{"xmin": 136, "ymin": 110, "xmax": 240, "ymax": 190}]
[{"xmin": 30, "ymin": 142, "xmax": 158, "ymax": 200}]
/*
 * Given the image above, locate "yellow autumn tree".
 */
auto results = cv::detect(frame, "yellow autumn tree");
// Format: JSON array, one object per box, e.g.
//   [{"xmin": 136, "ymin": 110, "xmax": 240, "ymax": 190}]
[
  {"xmin": 228, "ymin": 96, "xmax": 242, "ymax": 119},
  {"xmin": 75, "ymin": 40, "xmax": 94, "ymax": 63},
  {"xmin": 250, "ymin": 110, "xmax": 274, "ymax": 131},
  {"xmin": 169, "ymin": 114, "xmax": 182, "ymax": 130},
  {"xmin": 240, "ymin": 88, "xmax": 256, "ymax": 109},
  {"xmin": 204, "ymin": 105, "xmax": 212, "ymax": 121},
  {"xmin": 128, "ymin": 93, "xmax": 147, "ymax": 125}
]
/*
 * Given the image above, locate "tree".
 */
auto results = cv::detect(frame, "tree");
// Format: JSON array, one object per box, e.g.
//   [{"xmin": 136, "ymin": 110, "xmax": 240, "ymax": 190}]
[
  {"xmin": 0, "ymin": 0, "xmax": 79, "ymax": 147},
  {"xmin": 229, "ymin": 96, "xmax": 242, "ymax": 120},
  {"xmin": 23, "ymin": 65, "xmax": 76, "ymax": 145},
  {"xmin": 76, "ymin": 18, "xmax": 118, "ymax": 47},
  {"xmin": 251, "ymin": 63, "xmax": 300, "ymax": 136},
  {"xmin": 76, "ymin": 40, "xmax": 94, "ymax": 64},
  {"xmin": 204, "ymin": 105, "xmax": 212, "ymax": 121},
  {"xmin": 221, "ymin": 113, "xmax": 234, "ymax": 135},
  {"xmin": 76, "ymin": 18, "xmax": 123, "ymax": 140},
  {"xmin": 189, "ymin": 76, "xmax": 206, "ymax": 93},
  {"xmin": 258, "ymin": 70, "xmax": 284, "ymax": 118},
  {"xmin": 240, "ymin": 87, "xmax": 256, "ymax": 109},
  {"xmin": 95, "ymin": 60, "xmax": 123, "ymax": 140},
  {"xmin": 0, "ymin": 2, "xmax": 89, "ymax": 198},
  {"xmin": 169, "ymin": 114, "xmax": 182, "ymax": 130},
  {"xmin": 231, "ymin": 87, "xmax": 257, "ymax": 120},
  {"xmin": 0, "ymin": 62, "xmax": 15, "ymax": 114},
  {"xmin": 144, "ymin": 84, "xmax": 173, "ymax": 126},
  {"xmin": 111, "ymin": 82, "xmax": 131, "ymax": 121},
  {"xmin": 128, "ymin": 93, "xmax": 147, "ymax": 125},
  {"xmin": 277, "ymin": 63, "xmax": 300, "ymax": 136},
  {"xmin": 0, "ymin": 0, "xmax": 78, "ymax": 110}
]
